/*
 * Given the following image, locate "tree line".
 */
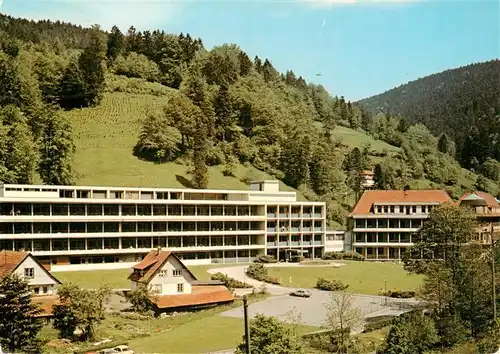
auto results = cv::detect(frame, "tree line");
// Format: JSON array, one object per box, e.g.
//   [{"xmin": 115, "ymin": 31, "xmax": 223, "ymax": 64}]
[{"xmin": 360, "ymin": 60, "xmax": 500, "ymax": 173}]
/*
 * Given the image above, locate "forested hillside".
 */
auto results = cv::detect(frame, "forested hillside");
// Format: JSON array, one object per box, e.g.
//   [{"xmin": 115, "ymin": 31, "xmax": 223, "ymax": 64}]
[
  {"xmin": 0, "ymin": 14, "xmax": 497, "ymax": 228},
  {"xmin": 359, "ymin": 60, "xmax": 500, "ymax": 170}
]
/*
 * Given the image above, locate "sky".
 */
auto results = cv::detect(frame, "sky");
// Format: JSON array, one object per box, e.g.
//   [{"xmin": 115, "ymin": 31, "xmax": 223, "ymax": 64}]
[{"xmin": 1, "ymin": 0, "xmax": 499, "ymax": 100}]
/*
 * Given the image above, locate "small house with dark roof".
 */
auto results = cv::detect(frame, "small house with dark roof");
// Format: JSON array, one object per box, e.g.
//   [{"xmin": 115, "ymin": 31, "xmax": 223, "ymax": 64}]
[
  {"xmin": 128, "ymin": 250, "xmax": 234, "ymax": 312},
  {"xmin": 0, "ymin": 250, "xmax": 61, "ymax": 317}
]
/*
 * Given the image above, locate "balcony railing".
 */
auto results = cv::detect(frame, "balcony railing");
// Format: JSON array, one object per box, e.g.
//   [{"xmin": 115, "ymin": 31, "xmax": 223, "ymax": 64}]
[
  {"xmin": 302, "ymin": 240, "xmax": 312, "ymax": 245},
  {"xmin": 267, "ymin": 227, "xmax": 276, "ymax": 232},
  {"xmin": 291, "ymin": 213, "xmax": 300, "ymax": 218},
  {"xmin": 279, "ymin": 242, "xmax": 289, "ymax": 246},
  {"xmin": 266, "ymin": 242, "xmax": 277, "ymax": 247},
  {"xmin": 314, "ymin": 241, "xmax": 323, "ymax": 245},
  {"xmin": 291, "ymin": 227, "xmax": 300, "ymax": 232},
  {"xmin": 314, "ymin": 213, "xmax": 322, "ymax": 218},
  {"xmin": 290, "ymin": 241, "xmax": 300, "ymax": 246},
  {"xmin": 279, "ymin": 213, "xmax": 289, "ymax": 218},
  {"xmin": 267, "ymin": 213, "xmax": 277, "ymax": 218}
]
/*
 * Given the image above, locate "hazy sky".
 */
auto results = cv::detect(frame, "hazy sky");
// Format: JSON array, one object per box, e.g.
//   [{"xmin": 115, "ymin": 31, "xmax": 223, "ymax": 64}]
[{"xmin": 2, "ymin": 0, "xmax": 499, "ymax": 100}]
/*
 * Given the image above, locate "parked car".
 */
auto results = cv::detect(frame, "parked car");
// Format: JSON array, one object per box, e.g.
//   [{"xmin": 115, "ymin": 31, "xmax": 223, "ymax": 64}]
[
  {"xmin": 110, "ymin": 346, "xmax": 134, "ymax": 354},
  {"xmin": 290, "ymin": 290, "xmax": 311, "ymax": 298}
]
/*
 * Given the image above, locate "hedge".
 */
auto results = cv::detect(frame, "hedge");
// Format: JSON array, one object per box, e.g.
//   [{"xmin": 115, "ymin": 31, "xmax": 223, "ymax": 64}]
[
  {"xmin": 253, "ymin": 254, "xmax": 278, "ymax": 263},
  {"xmin": 381, "ymin": 289, "xmax": 416, "ymax": 298},
  {"xmin": 322, "ymin": 251, "xmax": 365, "ymax": 261},
  {"xmin": 246, "ymin": 263, "xmax": 281, "ymax": 285},
  {"xmin": 316, "ymin": 277, "xmax": 349, "ymax": 291},
  {"xmin": 211, "ymin": 272, "xmax": 252, "ymax": 289}
]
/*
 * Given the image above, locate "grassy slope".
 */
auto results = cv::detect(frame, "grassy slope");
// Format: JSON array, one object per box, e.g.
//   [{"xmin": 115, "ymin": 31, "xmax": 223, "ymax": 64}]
[
  {"xmin": 267, "ymin": 261, "xmax": 424, "ymax": 295},
  {"xmin": 65, "ymin": 90, "xmax": 304, "ymax": 199}
]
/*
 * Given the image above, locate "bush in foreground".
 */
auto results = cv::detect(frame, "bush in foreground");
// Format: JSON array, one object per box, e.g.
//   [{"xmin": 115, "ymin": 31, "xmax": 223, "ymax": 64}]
[
  {"xmin": 211, "ymin": 272, "xmax": 252, "ymax": 289},
  {"xmin": 316, "ymin": 277, "xmax": 349, "ymax": 291},
  {"xmin": 246, "ymin": 263, "xmax": 281, "ymax": 285}
]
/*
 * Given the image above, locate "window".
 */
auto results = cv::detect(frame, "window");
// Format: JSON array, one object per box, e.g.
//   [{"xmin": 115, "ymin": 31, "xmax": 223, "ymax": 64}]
[
  {"xmin": 158, "ymin": 270, "xmax": 168, "ymax": 277},
  {"xmin": 173, "ymin": 269, "xmax": 182, "ymax": 277},
  {"xmin": 383, "ymin": 206, "xmax": 388, "ymax": 214},
  {"xmin": 377, "ymin": 206, "xmax": 382, "ymax": 214},
  {"xmin": 399, "ymin": 206, "xmax": 404, "ymax": 213},
  {"xmin": 24, "ymin": 268, "xmax": 34, "ymax": 279},
  {"xmin": 390, "ymin": 206, "xmax": 395, "ymax": 214},
  {"xmin": 33, "ymin": 287, "xmax": 39, "ymax": 295},
  {"xmin": 177, "ymin": 283, "xmax": 184, "ymax": 293},
  {"xmin": 43, "ymin": 286, "xmax": 48, "ymax": 294}
]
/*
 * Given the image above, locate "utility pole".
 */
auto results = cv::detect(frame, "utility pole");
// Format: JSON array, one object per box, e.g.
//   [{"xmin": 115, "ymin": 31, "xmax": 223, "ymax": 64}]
[
  {"xmin": 384, "ymin": 280, "xmax": 387, "ymax": 306},
  {"xmin": 491, "ymin": 224, "xmax": 497, "ymax": 320},
  {"xmin": 243, "ymin": 295, "xmax": 251, "ymax": 354}
]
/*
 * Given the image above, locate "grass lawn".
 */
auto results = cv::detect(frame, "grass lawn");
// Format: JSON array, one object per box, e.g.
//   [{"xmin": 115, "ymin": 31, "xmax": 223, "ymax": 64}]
[
  {"xmin": 267, "ymin": 261, "xmax": 424, "ymax": 295},
  {"xmin": 330, "ymin": 126, "xmax": 400, "ymax": 153},
  {"xmin": 40, "ymin": 293, "xmax": 317, "ymax": 354},
  {"xmin": 52, "ymin": 264, "xmax": 244, "ymax": 288}
]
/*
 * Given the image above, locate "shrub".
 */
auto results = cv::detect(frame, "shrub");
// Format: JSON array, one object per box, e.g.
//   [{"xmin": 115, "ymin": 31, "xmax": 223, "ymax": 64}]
[
  {"xmin": 290, "ymin": 255, "xmax": 305, "ymax": 263},
  {"xmin": 254, "ymin": 254, "xmax": 277, "ymax": 263},
  {"xmin": 211, "ymin": 272, "xmax": 252, "ymax": 289},
  {"xmin": 316, "ymin": 277, "xmax": 348, "ymax": 291},
  {"xmin": 323, "ymin": 251, "xmax": 364, "ymax": 261},
  {"xmin": 381, "ymin": 289, "xmax": 416, "ymax": 298},
  {"xmin": 363, "ymin": 316, "xmax": 394, "ymax": 333},
  {"xmin": 246, "ymin": 263, "xmax": 281, "ymax": 285}
]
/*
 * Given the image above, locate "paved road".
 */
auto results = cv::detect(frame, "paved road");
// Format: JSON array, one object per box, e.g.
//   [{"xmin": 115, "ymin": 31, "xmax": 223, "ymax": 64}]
[{"xmin": 209, "ymin": 264, "xmax": 419, "ymax": 328}]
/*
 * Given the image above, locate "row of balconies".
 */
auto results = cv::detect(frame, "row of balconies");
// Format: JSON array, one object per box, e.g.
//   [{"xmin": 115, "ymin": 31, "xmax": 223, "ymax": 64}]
[
  {"xmin": 266, "ymin": 241, "xmax": 324, "ymax": 247},
  {"xmin": 266, "ymin": 227, "xmax": 323, "ymax": 232},
  {"xmin": 267, "ymin": 213, "xmax": 322, "ymax": 218}
]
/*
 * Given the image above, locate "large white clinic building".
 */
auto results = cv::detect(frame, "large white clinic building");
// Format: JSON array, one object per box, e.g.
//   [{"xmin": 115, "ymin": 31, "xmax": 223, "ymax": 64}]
[{"xmin": 0, "ymin": 181, "xmax": 326, "ymax": 270}]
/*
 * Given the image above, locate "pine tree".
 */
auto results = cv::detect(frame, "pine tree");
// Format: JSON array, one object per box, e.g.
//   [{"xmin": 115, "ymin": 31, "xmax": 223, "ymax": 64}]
[
  {"xmin": 238, "ymin": 51, "xmax": 252, "ymax": 76},
  {"xmin": 397, "ymin": 116, "xmax": 408, "ymax": 133},
  {"xmin": 0, "ymin": 273, "xmax": 43, "ymax": 352},
  {"xmin": 262, "ymin": 59, "xmax": 279, "ymax": 82},
  {"xmin": 106, "ymin": 25, "xmax": 125, "ymax": 63},
  {"xmin": 0, "ymin": 50, "xmax": 22, "ymax": 108},
  {"xmin": 214, "ymin": 84, "xmax": 237, "ymax": 141},
  {"xmin": 58, "ymin": 59, "xmax": 86, "ymax": 108},
  {"xmin": 78, "ymin": 26, "xmax": 106, "ymax": 106},
  {"xmin": 254, "ymin": 56, "xmax": 262, "ymax": 73},
  {"xmin": 373, "ymin": 163, "xmax": 383, "ymax": 189},
  {"xmin": 38, "ymin": 107, "xmax": 75, "ymax": 185},
  {"xmin": 191, "ymin": 129, "xmax": 209, "ymax": 189},
  {"xmin": 438, "ymin": 133, "xmax": 449, "ymax": 154}
]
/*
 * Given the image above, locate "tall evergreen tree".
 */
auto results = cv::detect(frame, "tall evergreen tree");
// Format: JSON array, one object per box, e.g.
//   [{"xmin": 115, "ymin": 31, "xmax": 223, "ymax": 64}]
[
  {"xmin": 191, "ymin": 127, "xmax": 209, "ymax": 189},
  {"xmin": 282, "ymin": 131, "xmax": 312, "ymax": 188},
  {"xmin": 106, "ymin": 25, "xmax": 125, "ymax": 63},
  {"xmin": 238, "ymin": 51, "xmax": 252, "ymax": 76},
  {"xmin": 373, "ymin": 163, "xmax": 383, "ymax": 189},
  {"xmin": 262, "ymin": 59, "xmax": 279, "ymax": 82},
  {"xmin": 0, "ymin": 50, "xmax": 22, "ymax": 108},
  {"xmin": 38, "ymin": 107, "xmax": 75, "ymax": 185},
  {"xmin": 78, "ymin": 26, "xmax": 106, "ymax": 106},
  {"xmin": 214, "ymin": 84, "xmax": 237, "ymax": 141},
  {"xmin": 0, "ymin": 274, "xmax": 43, "ymax": 352},
  {"xmin": 397, "ymin": 116, "xmax": 409, "ymax": 133},
  {"xmin": 58, "ymin": 59, "xmax": 86, "ymax": 108},
  {"xmin": 438, "ymin": 132, "xmax": 449, "ymax": 154}
]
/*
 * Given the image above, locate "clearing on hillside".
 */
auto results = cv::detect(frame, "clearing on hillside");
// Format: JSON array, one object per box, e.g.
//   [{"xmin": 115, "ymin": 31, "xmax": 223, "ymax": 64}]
[{"xmin": 64, "ymin": 91, "xmax": 302, "ymax": 197}]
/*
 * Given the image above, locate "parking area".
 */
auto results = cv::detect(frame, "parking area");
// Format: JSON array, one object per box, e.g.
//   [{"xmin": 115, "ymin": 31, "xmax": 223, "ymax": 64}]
[{"xmin": 220, "ymin": 289, "xmax": 418, "ymax": 327}]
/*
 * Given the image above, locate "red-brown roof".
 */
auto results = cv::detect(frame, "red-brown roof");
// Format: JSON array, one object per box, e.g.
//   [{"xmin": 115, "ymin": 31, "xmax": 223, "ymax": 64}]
[
  {"xmin": 460, "ymin": 191, "xmax": 499, "ymax": 208},
  {"xmin": 128, "ymin": 250, "xmax": 197, "ymax": 284},
  {"xmin": 351, "ymin": 190, "xmax": 451, "ymax": 215},
  {"xmin": 154, "ymin": 285, "xmax": 234, "ymax": 309},
  {"xmin": 0, "ymin": 250, "xmax": 29, "ymax": 278},
  {"xmin": 32, "ymin": 295, "xmax": 60, "ymax": 317}
]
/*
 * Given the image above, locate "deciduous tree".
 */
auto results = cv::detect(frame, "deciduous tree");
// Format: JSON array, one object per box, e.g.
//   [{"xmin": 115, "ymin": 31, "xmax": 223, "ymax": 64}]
[{"xmin": 235, "ymin": 314, "xmax": 304, "ymax": 354}]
